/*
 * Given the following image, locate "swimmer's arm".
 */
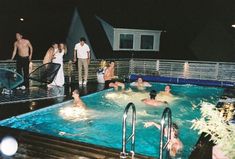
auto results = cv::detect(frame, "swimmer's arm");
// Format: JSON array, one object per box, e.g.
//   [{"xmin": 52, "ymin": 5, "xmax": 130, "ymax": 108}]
[
  {"xmin": 144, "ymin": 121, "xmax": 161, "ymax": 129},
  {"xmin": 141, "ymin": 98, "xmax": 146, "ymax": 102},
  {"xmin": 130, "ymin": 82, "xmax": 136, "ymax": 86},
  {"xmin": 145, "ymin": 82, "xmax": 152, "ymax": 87}
]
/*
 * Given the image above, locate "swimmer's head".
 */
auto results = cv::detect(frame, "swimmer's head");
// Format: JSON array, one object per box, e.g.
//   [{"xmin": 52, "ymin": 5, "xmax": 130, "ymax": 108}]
[
  {"xmin": 137, "ymin": 77, "xmax": 143, "ymax": 83},
  {"xmin": 149, "ymin": 90, "xmax": 157, "ymax": 99},
  {"xmin": 72, "ymin": 89, "xmax": 80, "ymax": 98},
  {"xmin": 165, "ymin": 85, "xmax": 171, "ymax": 92},
  {"xmin": 172, "ymin": 123, "xmax": 179, "ymax": 137}
]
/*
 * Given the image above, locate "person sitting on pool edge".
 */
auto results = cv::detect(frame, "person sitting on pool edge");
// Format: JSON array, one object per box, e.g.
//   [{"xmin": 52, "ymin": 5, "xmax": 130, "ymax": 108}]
[
  {"xmin": 72, "ymin": 89, "xmax": 87, "ymax": 109},
  {"xmin": 104, "ymin": 61, "xmax": 125, "ymax": 90},
  {"xmin": 158, "ymin": 85, "xmax": 173, "ymax": 97},
  {"xmin": 130, "ymin": 76, "xmax": 152, "ymax": 90},
  {"xmin": 144, "ymin": 121, "xmax": 183, "ymax": 157},
  {"xmin": 141, "ymin": 90, "xmax": 167, "ymax": 106}
]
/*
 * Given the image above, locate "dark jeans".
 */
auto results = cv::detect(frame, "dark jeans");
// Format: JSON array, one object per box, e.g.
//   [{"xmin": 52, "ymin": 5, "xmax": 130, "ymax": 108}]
[{"xmin": 16, "ymin": 56, "xmax": 29, "ymax": 87}]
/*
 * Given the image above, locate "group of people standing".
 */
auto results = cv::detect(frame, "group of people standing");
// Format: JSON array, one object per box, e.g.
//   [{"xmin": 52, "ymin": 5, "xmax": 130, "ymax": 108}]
[
  {"xmin": 43, "ymin": 42, "xmax": 67, "ymax": 87},
  {"xmin": 11, "ymin": 32, "xmax": 90, "ymax": 89}
]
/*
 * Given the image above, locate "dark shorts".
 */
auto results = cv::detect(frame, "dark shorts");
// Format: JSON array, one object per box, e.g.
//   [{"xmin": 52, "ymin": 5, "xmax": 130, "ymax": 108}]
[
  {"xmin": 105, "ymin": 79, "xmax": 116, "ymax": 88},
  {"xmin": 105, "ymin": 79, "xmax": 124, "ymax": 88}
]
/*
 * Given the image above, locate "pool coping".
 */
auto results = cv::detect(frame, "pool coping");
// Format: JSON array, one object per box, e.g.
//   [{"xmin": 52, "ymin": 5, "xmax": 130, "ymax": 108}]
[
  {"xmin": 0, "ymin": 126, "xmax": 154, "ymax": 159},
  {"xmin": 130, "ymin": 74, "xmax": 235, "ymax": 87}
]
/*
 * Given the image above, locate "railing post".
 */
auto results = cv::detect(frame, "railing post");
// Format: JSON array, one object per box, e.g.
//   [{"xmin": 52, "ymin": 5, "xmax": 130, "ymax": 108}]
[
  {"xmin": 129, "ymin": 59, "xmax": 134, "ymax": 75},
  {"xmin": 215, "ymin": 62, "xmax": 219, "ymax": 80}
]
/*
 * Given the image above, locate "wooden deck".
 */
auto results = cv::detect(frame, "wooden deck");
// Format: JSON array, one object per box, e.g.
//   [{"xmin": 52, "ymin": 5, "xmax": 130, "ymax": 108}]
[{"xmin": 0, "ymin": 126, "xmax": 153, "ymax": 159}]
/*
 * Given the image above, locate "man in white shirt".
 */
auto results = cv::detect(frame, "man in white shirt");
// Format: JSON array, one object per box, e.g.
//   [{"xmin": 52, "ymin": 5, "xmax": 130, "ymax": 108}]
[{"xmin": 73, "ymin": 37, "xmax": 90, "ymax": 86}]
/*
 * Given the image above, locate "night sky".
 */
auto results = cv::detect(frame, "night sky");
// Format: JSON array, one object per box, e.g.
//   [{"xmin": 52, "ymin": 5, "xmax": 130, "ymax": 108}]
[{"xmin": 0, "ymin": 0, "xmax": 235, "ymax": 61}]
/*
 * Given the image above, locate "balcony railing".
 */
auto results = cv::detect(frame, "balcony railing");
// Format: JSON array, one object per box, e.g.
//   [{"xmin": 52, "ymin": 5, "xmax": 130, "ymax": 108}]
[{"xmin": 0, "ymin": 59, "xmax": 234, "ymax": 84}]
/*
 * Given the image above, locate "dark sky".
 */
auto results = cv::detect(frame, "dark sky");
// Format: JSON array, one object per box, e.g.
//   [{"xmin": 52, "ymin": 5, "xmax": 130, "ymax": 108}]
[{"xmin": 0, "ymin": 0, "xmax": 235, "ymax": 61}]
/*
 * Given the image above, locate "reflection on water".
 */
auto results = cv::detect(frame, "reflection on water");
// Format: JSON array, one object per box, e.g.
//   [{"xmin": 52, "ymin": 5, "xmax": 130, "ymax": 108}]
[
  {"xmin": 59, "ymin": 106, "xmax": 88, "ymax": 121},
  {"xmin": 48, "ymin": 86, "xmax": 65, "ymax": 102}
]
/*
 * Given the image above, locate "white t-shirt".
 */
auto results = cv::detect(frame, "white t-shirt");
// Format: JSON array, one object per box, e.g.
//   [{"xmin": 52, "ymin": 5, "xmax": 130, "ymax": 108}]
[{"xmin": 74, "ymin": 43, "xmax": 90, "ymax": 59}]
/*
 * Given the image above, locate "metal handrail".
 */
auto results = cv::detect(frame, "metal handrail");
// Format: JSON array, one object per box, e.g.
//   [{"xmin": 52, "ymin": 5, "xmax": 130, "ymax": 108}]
[
  {"xmin": 159, "ymin": 107, "xmax": 172, "ymax": 159},
  {"xmin": 120, "ymin": 102, "xmax": 136, "ymax": 159}
]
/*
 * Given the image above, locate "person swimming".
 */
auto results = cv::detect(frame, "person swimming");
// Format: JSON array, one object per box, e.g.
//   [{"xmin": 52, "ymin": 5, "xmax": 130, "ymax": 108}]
[
  {"xmin": 144, "ymin": 121, "xmax": 183, "ymax": 157},
  {"xmin": 59, "ymin": 89, "xmax": 87, "ymax": 121},
  {"xmin": 72, "ymin": 89, "xmax": 87, "ymax": 109},
  {"xmin": 158, "ymin": 85, "xmax": 173, "ymax": 97},
  {"xmin": 130, "ymin": 77, "xmax": 152, "ymax": 90},
  {"xmin": 141, "ymin": 90, "xmax": 167, "ymax": 106}
]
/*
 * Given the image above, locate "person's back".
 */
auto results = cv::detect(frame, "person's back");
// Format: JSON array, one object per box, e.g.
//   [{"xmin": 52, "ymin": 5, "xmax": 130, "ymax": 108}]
[
  {"xmin": 142, "ymin": 90, "xmax": 167, "ymax": 106},
  {"xmin": 104, "ymin": 62, "xmax": 115, "ymax": 81},
  {"xmin": 43, "ymin": 47, "xmax": 54, "ymax": 64}
]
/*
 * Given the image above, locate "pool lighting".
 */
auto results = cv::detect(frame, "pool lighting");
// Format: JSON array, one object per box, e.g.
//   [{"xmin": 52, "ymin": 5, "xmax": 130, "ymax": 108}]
[{"xmin": 0, "ymin": 136, "xmax": 18, "ymax": 156}]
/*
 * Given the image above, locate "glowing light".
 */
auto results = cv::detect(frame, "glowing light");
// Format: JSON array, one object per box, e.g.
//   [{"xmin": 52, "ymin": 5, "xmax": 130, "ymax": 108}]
[
  {"xmin": 59, "ymin": 107, "xmax": 88, "ymax": 121},
  {"xmin": 0, "ymin": 136, "xmax": 18, "ymax": 156},
  {"xmin": 183, "ymin": 61, "xmax": 189, "ymax": 77},
  {"xmin": 232, "ymin": 24, "xmax": 235, "ymax": 28},
  {"xmin": 20, "ymin": 18, "xmax": 24, "ymax": 22}
]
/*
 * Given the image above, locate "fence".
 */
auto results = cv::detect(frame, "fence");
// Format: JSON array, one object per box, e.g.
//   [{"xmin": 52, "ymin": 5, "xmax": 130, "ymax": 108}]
[{"xmin": 0, "ymin": 59, "xmax": 234, "ymax": 84}]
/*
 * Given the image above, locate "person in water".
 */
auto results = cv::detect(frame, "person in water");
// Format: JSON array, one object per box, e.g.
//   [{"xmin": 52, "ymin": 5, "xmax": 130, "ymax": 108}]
[
  {"xmin": 144, "ymin": 121, "xmax": 183, "ymax": 157},
  {"xmin": 158, "ymin": 85, "xmax": 173, "ymax": 97},
  {"xmin": 141, "ymin": 90, "xmax": 167, "ymax": 106},
  {"xmin": 72, "ymin": 89, "xmax": 86, "ymax": 109},
  {"xmin": 130, "ymin": 77, "xmax": 152, "ymax": 90}
]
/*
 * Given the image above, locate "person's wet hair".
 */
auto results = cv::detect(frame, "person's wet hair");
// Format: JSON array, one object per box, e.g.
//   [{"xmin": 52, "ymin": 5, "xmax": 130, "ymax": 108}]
[
  {"xmin": 73, "ymin": 89, "xmax": 79, "ymax": 95},
  {"xmin": 149, "ymin": 90, "xmax": 157, "ymax": 99},
  {"xmin": 137, "ymin": 76, "xmax": 143, "ymax": 80},
  {"xmin": 172, "ymin": 123, "xmax": 179, "ymax": 138},
  {"xmin": 166, "ymin": 85, "xmax": 171, "ymax": 89}
]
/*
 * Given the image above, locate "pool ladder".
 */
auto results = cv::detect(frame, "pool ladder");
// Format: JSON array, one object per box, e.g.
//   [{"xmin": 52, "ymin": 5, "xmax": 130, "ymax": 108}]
[
  {"xmin": 159, "ymin": 107, "xmax": 172, "ymax": 159},
  {"xmin": 120, "ymin": 103, "xmax": 136, "ymax": 159}
]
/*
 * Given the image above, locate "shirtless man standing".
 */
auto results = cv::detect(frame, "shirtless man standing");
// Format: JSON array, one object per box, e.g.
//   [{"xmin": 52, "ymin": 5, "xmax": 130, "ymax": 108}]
[{"xmin": 11, "ymin": 33, "xmax": 33, "ymax": 89}]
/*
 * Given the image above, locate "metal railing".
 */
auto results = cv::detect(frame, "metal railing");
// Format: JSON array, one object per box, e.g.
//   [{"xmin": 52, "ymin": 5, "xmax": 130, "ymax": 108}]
[
  {"xmin": 159, "ymin": 107, "xmax": 172, "ymax": 159},
  {"xmin": 0, "ymin": 58, "xmax": 234, "ymax": 84},
  {"xmin": 120, "ymin": 103, "xmax": 136, "ymax": 159},
  {"xmin": 129, "ymin": 59, "xmax": 235, "ymax": 82}
]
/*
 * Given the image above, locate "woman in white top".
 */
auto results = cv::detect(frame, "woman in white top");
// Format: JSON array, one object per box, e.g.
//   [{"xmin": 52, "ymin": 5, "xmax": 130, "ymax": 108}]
[{"xmin": 48, "ymin": 43, "xmax": 67, "ymax": 87}]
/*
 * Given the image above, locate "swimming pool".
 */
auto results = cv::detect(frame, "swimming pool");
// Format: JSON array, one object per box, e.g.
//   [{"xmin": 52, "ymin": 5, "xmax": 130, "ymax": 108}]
[{"xmin": 0, "ymin": 83, "xmax": 224, "ymax": 158}]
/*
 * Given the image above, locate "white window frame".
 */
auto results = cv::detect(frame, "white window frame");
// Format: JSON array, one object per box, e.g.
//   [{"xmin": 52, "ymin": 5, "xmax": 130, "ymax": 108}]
[{"xmin": 113, "ymin": 28, "xmax": 161, "ymax": 51}]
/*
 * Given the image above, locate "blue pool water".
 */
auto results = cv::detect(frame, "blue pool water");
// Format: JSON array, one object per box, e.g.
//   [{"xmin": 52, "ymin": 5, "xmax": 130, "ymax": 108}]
[{"xmin": 0, "ymin": 83, "xmax": 224, "ymax": 158}]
